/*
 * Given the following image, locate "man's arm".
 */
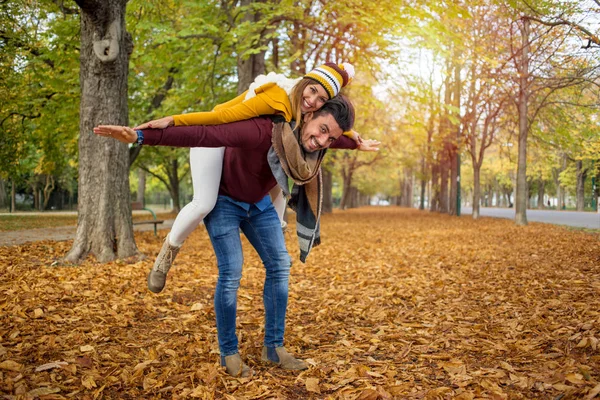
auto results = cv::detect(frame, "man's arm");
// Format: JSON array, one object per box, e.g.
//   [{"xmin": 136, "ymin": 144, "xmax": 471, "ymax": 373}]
[
  {"xmin": 94, "ymin": 118, "xmax": 274, "ymax": 149},
  {"xmin": 330, "ymin": 135, "xmax": 380, "ymax": 152}
]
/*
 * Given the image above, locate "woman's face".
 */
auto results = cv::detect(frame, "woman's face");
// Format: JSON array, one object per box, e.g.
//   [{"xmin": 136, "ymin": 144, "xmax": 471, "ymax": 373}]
[{"xmin": 301, "ymin": 83, "xmax": 329, "ymax": 113}]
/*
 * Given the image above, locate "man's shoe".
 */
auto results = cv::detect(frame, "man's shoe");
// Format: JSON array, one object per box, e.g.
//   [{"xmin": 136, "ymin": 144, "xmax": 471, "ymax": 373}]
[
  {"xmin": 221, "ymin": 353, "xmax": 252, "ymax": 377},
  {"xmin": 147, "ymin": 235, "xmax": 181, "ymax": 293},
  {"xmin": 261, "ymin": 346, "xmax": 308, "ymax": 370}
]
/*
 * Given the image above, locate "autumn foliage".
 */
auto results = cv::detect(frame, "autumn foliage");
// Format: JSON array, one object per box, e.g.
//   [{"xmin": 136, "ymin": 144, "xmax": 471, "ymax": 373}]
[{"xmin": 1, "ymin": 208, "xmax": 599, "ymax": 399}]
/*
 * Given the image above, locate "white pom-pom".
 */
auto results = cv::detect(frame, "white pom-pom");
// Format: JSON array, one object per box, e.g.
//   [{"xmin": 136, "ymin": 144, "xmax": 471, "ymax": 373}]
[{"xmin": 341, "ymin": 62, "xmax": 355, "ymax": 81}]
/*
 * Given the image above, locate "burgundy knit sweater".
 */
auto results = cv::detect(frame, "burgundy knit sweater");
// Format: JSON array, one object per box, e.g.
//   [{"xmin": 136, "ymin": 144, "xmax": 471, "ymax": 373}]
[{"xmin": 142, "ymin": 117, "xmax": 357, "ymax": 203}]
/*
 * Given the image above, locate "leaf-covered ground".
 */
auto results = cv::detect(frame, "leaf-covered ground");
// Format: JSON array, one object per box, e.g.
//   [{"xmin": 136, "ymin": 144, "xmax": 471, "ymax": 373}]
[{"xmin": 1, "ymin": 207, "xmax": 599, "ymax": 399}]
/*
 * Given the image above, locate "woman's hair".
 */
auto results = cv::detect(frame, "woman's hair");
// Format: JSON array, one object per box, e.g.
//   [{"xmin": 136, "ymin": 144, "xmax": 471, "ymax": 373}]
[{"xmin": 289, "ymin": 78, "xmax": 317, "ymax": 124}]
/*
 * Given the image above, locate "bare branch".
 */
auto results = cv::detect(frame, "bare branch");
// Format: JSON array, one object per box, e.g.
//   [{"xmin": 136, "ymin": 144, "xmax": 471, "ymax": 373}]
[{"xmin": 526, "ymin": 16, "xmax": 600, "ymax": 47}]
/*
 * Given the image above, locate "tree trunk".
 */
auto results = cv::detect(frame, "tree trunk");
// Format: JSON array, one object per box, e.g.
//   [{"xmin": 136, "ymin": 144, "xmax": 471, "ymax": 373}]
[
  {"xmin": 65, "ymin": 0, "xmax": 138, "ymax": 264},
  {"xmin": 32, "ymin": 183, "xmax": 40, "ymax": 210},
  {"xmin": 401, "ymin": 168, "xmax": 413, "ymax": 208},
  {"xmin": 576, "ymin": 160, "xmax": 587, "ymax": 211},
  {"xmin": 419, "ymin": 157, "xmax": 426, "ymax": 210},
  {"xmin": 537, "ymin": 178, "xmax": 545, "ymax": 209},
  {"xmin": 339, "ymin": 170, "xmax": 353, "ymax": 210},
  {"xmin": 449, "ymin": 56, "xmax": 461, "ymax": 216},
  {"xmin": 236, "ymin": 0, "xmax": 267, "ymax": 94},
  {"xmin": 43, "ymin": 175, "xmax": 55, "ymax": 210},
  {"xmin": 11, "ymin": 180, "xmax": 16, "ymax": 212},
  {"xmin": 430, "ymin": 163, "xmax": 440, "ymax": 212},
  {"xmin": 137, "ymin": 168, "xmax": 146, "ymax": 205},
  {"xmin": 322, "ymin": 168, "xmax": 333, "ymax": 214},
  {"xmin": 168, "ymin": 158, "xmax": 181, "ymax": 213},
  {"xmin": 472, "ymin": 164, "xmax": 481, "ymax": 219},
  {"xmin": 0, "ymin": 179, "xmax": 6, "ymax": 209},
  {"xmin": 515, "ymin": 17, "xmax": 530, "ymax": 226},
  {"xmin": 440, "ymin": 165, "xmax": 449, "ymax": 213}
]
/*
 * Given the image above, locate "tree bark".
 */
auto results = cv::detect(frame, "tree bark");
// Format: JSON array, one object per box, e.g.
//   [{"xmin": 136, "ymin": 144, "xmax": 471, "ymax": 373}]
[
  {"xmin": 168, "ymin": 158, "xmax": 181, "ymax": 213},
  {"xmin": 430, "ymin": 163, "xmax": 440, "ymax": 212},
  {"xmin": 136, "ymin": 168, "xmax": 146, "ymax": 205},
  {"xmin": 515, "ymin": 17, "xmax": 530, "ymax": 226},
  {"xmin": 576, "ymin": 160, "xmax": 587, "ymax": 211},
  {"xmin": 449, "ymin": 56, "xmax": 461, "ymax": 216},
  {"xmin": 65, "ymin": 0, "xmax": 138, "ymax": 263},
  {"xmin": 43, "ymin": 175, "xmax": 55, "ymax": 210},
  {"xmin": 537, "ymin": 178, "xmax": 545, "ymax": 209},
  {"xmin": 32, "ymin": 182, "xmax": 40, "ymax": 211},
  {"xmin": 472, "ymin": 165, "xmax": 481, "ymax": 219},
  {"xmin": 11, "ymin": 180, "xmax": 16, "ymax": 212},
  {"xmin": 236, "ymin": 0, "xmax": 267, "ymax": 94},
  {"xmin": 419, "ymin": 156, "xmax": 426, "ymax": 210},
  {"xmin": 0, "ymin": 179, "xmax": 6, "ymax": 209},
  {"xmin": 322, "ymin": 168, "xmax": 333, "ymax": 214},
  {"xmin": 339, "ymin": 170, "xmax": 353, "ymax": 210}
]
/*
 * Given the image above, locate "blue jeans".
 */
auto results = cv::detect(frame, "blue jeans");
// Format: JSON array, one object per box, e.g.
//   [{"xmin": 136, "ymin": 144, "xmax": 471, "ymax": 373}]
[{"xmin": 204, "ymin": 195, "xmax": 292, "ymax": 357}]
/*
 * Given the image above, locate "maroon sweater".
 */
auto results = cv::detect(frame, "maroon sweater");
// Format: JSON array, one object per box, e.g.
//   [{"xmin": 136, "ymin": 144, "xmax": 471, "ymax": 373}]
[{"xmin": 143, "ymin": 117, "xmax": 357, "ymax": 203}]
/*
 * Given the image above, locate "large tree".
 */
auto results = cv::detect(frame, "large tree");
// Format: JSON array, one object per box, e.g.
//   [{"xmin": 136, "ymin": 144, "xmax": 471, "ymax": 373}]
[{"xmin": 65, "ymin": 0, "xmax": 137, "ymax": 263}]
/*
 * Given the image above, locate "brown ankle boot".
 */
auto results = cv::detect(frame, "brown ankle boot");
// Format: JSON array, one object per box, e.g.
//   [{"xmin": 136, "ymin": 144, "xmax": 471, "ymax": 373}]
[
  {"xmin": 221, "ymin": 354, "xmax": 253, "ymax": 377},
  {"xmin": 261, "ymin": 346, "xmax": 308, "ymax": 370},
  {"xmin": 147, "ymin": 235, "xmax": 181, "ymax": 293}
]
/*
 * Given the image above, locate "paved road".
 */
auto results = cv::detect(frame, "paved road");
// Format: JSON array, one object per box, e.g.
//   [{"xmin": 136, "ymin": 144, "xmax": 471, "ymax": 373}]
[{"xmin": 461, "ymin": 207, "xmax": 600, "ymax": 229}]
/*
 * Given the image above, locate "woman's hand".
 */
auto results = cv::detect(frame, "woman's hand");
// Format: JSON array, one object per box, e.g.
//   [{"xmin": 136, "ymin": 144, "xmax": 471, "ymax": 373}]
[
  {"xmin": 93, "ymin": 125, "xmax": 137, "ymax": 144},
  {"xmin": 134, "ymin": 116, "xmax": 174, "ymax": 130},
  {"xmin": 358, "ymin": 138, "xmax": 381, "ymax": 152}
]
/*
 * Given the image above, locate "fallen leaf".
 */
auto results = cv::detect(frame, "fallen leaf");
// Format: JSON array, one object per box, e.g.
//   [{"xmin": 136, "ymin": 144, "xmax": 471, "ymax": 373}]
[
  {"xmin": 27, "ymin": 387, "xmax": 60, "ymax": 397},
  {"xmin": 0, "ymin": 360, "xmax": 23, "ymax": 372},
  {"xmin": 35, "ymin": 361, "xmax": 68, "ymax": 372},
  {"xmin": 80, "ymin": 345, "xmax": 95, "ymax": 352},
  {"xmin": 305, "ymin": 377, "xmax": 320, "ymax": 394},
  {"xmin": 586, "ymin": 383, "xmax": 600, "ymax": 400},
  {"xmin": 75, "ymin": 355, "xmax": 93, "ymax": 368},
  {"xmin": 82, "ymin": 374, "xmax": 97, "ymax": 389}
]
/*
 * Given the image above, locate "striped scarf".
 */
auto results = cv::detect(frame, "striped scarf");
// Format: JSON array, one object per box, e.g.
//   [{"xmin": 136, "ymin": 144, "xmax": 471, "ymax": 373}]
[{"xmin": 268, "ymin": 121, "xmax": 325, "ymax": 262}]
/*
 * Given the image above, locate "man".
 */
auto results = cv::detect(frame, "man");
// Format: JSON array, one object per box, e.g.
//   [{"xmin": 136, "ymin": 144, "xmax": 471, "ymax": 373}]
[{"xmin": 94, "ymin": 95, "xmax": 360, "ymax": 377}]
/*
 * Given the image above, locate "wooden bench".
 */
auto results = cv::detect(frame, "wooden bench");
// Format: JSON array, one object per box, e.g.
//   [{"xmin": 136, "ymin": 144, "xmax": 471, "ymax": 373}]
[{"xmin": 131, "ymin": 202, "xmax": 164, "ymax": 236}]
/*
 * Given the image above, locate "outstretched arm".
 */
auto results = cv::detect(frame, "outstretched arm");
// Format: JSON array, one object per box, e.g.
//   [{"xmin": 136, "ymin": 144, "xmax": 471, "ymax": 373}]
[
  {"xmin": 342, "ymin": 129, "xmax": 380, "ymax": 152},
  {"xmin": 132, "ymin": 90, "xmax": 272, "ymax": 130},
  {"xmin": 95, "ymin": 118, "xmax": 273, "ymax": 149}
]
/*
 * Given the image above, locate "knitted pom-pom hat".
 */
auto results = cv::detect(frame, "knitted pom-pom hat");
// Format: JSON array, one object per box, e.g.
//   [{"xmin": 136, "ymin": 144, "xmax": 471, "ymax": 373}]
[{"xmin": 304, "ymin": 62, "xmax": 355, "ymax": 99}]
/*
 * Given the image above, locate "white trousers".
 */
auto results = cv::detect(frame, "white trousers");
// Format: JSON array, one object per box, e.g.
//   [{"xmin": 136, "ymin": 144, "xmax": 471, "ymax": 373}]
[{"xmin": 168, "ymin": 147, "xmax": 287, "ymax": 246}]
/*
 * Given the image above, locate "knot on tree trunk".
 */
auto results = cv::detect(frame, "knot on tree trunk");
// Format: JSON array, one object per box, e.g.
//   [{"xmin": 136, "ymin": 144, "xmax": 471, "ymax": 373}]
[{"xmin": 93, "ymin": 20, "xmax": 120, "ymax": 62}]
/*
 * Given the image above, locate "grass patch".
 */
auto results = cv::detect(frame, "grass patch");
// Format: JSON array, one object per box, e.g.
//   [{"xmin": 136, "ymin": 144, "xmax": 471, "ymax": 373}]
[{"xmin": 0, "ymin": 212, "xmax": 177, "ymax": 232}]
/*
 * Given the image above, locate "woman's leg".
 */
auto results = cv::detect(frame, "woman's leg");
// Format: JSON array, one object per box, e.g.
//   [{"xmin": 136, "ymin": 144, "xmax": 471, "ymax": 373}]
[
  {"xmin": 169, "ymin": 147, "xmax": 225, "ymax": 245},
  {"xmin": 148, "ymin": 147, "xmax": 224, "ymax": 293},
  {"xmin": 269, "ymin": 186, "xmax": 287, "ymax": 229}
]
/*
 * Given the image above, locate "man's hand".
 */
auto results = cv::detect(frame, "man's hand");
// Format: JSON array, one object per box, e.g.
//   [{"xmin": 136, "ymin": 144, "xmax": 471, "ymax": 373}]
[
  {"xmin": 93, "ymin": 125, "xmax": 137, "ymax": 144},
  {"xmin": 134, "ymin": 116, "xmax": 174, "ymax": 130},
  {"xmin": 358, "ymin": 138, "xmax": 381, "ymax": 152}
]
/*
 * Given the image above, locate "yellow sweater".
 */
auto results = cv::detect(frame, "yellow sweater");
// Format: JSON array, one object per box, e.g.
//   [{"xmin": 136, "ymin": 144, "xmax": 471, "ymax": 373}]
[
  {"xmin": 173, "ymin": 82, "xmax": 293, "ymax": 126},
  {"xmin": 173, "ymin": 81, "xmax": 357, "ymax": 141}
]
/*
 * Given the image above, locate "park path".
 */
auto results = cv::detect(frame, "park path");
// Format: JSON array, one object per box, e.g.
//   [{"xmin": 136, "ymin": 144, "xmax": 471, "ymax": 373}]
[
  {"xmin": 462, "ymin": 206, "xmax": 600, "ymax": 229},
  {"xmin": 0, "ymin": 219, "xmax": 174, "ymax": 246}
]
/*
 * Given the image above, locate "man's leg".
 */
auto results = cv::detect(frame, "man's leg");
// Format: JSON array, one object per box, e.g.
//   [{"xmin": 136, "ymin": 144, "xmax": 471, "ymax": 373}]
[
  {"xmin": 203, "ymin": 197, "xmax": 251, "ymax": 376},
  {"xmin": 241, "ymin": 203, "xmax": 307, "ymax": 370}
]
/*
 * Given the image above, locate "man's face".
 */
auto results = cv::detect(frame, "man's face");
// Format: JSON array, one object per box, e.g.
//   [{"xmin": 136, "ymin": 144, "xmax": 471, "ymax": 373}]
[{"xmin": 300, "ymin": 112, "xmax": 343, "ymax": 153}]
